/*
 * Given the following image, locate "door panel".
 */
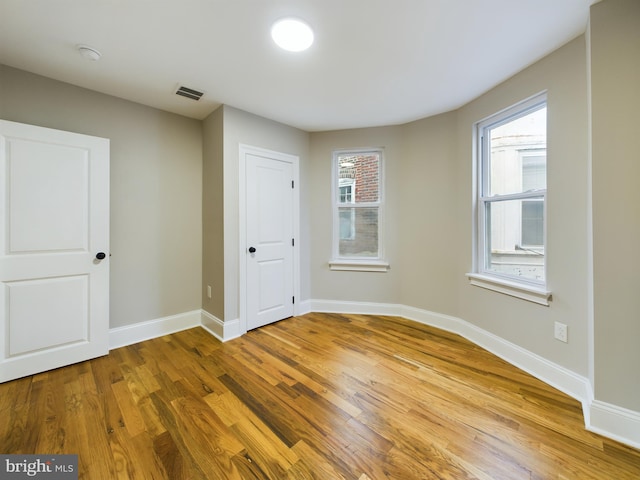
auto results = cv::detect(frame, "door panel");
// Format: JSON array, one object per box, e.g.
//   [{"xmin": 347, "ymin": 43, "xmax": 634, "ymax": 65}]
[
  {"xmin": 9, "ymin": 139, "xmax": 88, "ymax": 252},
  {"xmin": 258, "ymin": 259, "xmax": 287, "ymax": 312},
  {"xmin": 0, "ymin": 120, "xmax": 109, "ymax": 383},
  {"xmin": 8, "ymin": 275, "xmax": 88, "ymax": 356},
  {"xmin": 246, "ymin": 152, "xmax": 294, "ymax": 330}
]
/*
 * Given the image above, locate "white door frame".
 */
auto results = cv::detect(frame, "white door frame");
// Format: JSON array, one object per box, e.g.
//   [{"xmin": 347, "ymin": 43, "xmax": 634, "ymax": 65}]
[{"xmin": 238, "ymin": 144, "xmax": 300, "ymax": 335}]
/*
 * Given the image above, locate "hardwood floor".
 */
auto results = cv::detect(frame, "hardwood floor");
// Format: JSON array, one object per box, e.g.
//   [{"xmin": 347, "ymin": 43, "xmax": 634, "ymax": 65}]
[{"xmin": 1, "ymin": 313, "xmax": 639, "ymax": 479}]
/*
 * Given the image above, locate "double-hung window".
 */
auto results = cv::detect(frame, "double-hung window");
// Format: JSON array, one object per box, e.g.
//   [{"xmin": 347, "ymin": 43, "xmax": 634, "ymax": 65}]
[
  {"xmin": 330, "ymin": 149, "xmax": 388, "ymax": 272},
  {"xmin": 469, "ymin": 93, "xmax": 551, "ymax": 304}
]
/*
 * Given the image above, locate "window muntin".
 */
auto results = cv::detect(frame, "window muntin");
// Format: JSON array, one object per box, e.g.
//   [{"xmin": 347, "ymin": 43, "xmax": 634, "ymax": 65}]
[
  {"xmin": 477, "ymin": 94, "xmax": 547, "ymax": 285},
  {"xmin": 333, "ymin": 150, "xmax": 383, "ymax": 261}
]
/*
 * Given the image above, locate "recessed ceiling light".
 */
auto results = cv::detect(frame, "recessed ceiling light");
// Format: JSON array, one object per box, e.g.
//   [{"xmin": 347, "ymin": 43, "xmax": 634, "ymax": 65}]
[
  {"xmin": 271, "ymin": 18, "xmax": 314, "ymax": 52},
  {"xmin": 77, "ymin": 44, "xmax": 101, "ymax": 61}
]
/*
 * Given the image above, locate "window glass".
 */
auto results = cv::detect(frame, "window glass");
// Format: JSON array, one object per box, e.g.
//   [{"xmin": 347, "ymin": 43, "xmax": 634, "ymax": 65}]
[
  {"xmin": 487, "ymin": 108, "xmax": 546, "ymax": 197},
  {"xmin": 334, "ymin": 151, "xmax": 382, "ymax": 260},
  {"xmin": 339, "ymin": 207, "xmax": 378, "ymax": 257}
]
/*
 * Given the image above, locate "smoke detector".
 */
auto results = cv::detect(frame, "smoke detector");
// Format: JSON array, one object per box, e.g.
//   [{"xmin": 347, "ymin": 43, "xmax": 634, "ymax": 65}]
[{"xmin": 77, "ymin": 44, "xmax": 101, "ymax": 61}]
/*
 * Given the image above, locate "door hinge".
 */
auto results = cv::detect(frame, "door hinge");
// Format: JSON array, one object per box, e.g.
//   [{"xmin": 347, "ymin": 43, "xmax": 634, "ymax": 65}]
[
  {"xmin": 292, "ymin": 180, "xmax": 294, "ymax": 188},
  {"xmin": 292, "ymin": 296, "xmax": 295, "ymax": 304},
  {"xmin": 292, "ymin": 238, "xmax": 295, "ymax": 246}
]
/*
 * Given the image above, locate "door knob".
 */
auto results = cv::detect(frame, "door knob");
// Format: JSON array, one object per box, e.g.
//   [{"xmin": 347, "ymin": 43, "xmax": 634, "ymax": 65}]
[
  {"xmin": 248, "ymin": 247, "xmax": 256, "ymax": 253},
  {"xmin": 96, "ymin": 252, "xmax": 106, "ymax": 260}
]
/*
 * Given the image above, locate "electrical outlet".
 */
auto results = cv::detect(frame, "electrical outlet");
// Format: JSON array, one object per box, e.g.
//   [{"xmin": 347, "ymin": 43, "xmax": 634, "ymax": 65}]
[
  {"xmin": 554, "ymin": 322, "xmax": 568, "ymax": 343},
  {"xmin": 207, "ymin": 285, "xmax": 212, "ymax": 299}
]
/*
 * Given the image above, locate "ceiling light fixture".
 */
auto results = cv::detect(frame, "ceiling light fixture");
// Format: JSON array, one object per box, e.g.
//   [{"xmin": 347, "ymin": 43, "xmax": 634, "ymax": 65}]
[
  {"xmin": 77, "ymin": 44, "xmax": 101, "ymax": 61},
  {"xmin": 271, "ymin": 18, "xmax": 314, "ymax": 52}
]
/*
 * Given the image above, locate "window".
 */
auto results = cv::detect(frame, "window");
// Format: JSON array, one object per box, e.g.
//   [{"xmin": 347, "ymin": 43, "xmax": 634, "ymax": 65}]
[
  {"xmin": 330, "ymin": 149, "xmax": 388, "ymax": 272},
  {"xmin": 468, "ymin": 93, "xmax": 551, "ymax": 304}
]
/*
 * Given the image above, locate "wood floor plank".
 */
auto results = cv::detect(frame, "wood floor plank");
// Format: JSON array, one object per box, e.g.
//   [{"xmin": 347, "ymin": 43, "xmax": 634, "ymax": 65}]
[
  {"xmin": 1, "ymin": 313, "xmax": 639, "ymax": 479},
  {"xmin": 229, "ymin": 417, "xmax": 299, "ymax": 477}
]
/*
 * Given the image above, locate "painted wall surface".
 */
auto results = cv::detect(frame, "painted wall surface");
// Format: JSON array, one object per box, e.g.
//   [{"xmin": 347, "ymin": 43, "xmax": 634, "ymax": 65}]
[
  {"xmin": 455, "ymin": 36, "xmax": 589, "ymax": 376},
  {"xmin": 202, "ymin": 106, "xmax": 225, "ymax": 319},
  {"xmin": 590, "ymin": 0, "xmax": 640, "ymax": 411},
  {"xmin": 222, "ymin": 105, "xmax": 309, "ymax": 322},
  {"xmin": 398, "ymin": 112, "xmax": 458, "ymax": 316},
  {"xmin": 0, "ymin": 66, "xmax": 203, "ymax": 329},
  {"xmin": 309, "ymin": 126, "xmax": 402, "ymax": 303}
]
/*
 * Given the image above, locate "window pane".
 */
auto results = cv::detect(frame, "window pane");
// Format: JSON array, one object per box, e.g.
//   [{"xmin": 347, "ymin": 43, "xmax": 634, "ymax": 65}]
[
  {"xmin": 521, "ymin": 200, "xmax": 544, "ymax": 246},
  {"xmin": 488, "ymin": 107, "xmax": 546, "ymax": 196},
  {"xmin": 338, "ymin": 207, "xmax": 378, "ymax": 257},
  {"xmin": 339, "ymin": 208, "xmax": 354, "ymax": 240},
  {"xmin": 337, "ymin": 153, "xmax": 379, "ymax": 203},
  {"xmin": 485, "ymin": 199, "xmax": 544, "ymax": 281},
  {"xmin": 522, "ymin": 154, "xmax": 546, "ymax": 191}
]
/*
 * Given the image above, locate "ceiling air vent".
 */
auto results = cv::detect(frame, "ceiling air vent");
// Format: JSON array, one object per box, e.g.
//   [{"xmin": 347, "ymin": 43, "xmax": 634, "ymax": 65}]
[{"xmin": 175, "ymin": 85, "xmax": 204, "ymax": 101}]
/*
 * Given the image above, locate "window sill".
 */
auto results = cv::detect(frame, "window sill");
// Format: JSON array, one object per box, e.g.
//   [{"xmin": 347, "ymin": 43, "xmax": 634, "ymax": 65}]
[
  {"xmin": 466, "ymin": 273, "xmax": 551, "ymax": 306},
  {"xmin": 329, "ymin": 260, "xmax": 390, "ymax": 272}
]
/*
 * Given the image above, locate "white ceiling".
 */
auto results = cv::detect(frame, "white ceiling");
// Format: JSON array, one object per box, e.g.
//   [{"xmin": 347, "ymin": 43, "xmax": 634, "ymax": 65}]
[{"xmin": 0, "ymin": 0, "xmax": 594, "ymax": 132}]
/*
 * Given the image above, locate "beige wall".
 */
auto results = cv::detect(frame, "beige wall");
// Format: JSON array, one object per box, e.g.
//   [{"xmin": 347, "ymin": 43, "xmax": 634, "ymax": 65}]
[
  {"xmin": 309, "ymin": 126, "xmax": 402, "ymax": 303},
  {"xmin": 221, "ymin": 106, "xmax": 310, "ymax": 321},
  {"xmin": 590, "ymin": 0, "xmax": 640, "ymax": 411},
  {"xmin": 0, "ymin": 65, "xmax": 203, "ymax": 328},
  {"xmin": 202, "ymin": 106, "xmax": 225, "ymax": 319},
  {"xmin": 398, "ymin": 112, "xmax": 458, "ymax": 315}
]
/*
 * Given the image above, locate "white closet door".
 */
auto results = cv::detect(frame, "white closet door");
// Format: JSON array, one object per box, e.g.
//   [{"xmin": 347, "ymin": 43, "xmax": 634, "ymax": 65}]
[{"xmin": 0, "ymin": 120, "xmax": 110, "ymax": 382}]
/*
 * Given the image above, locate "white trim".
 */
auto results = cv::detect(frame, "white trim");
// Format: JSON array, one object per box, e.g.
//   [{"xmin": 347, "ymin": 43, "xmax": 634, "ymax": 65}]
[
  {"xmin": 200, "ymin": 310, "xmax": 242, "ymax": 342},
  {"xmin": 466, "ymin": 273, "xmax": 551, "ymax": 306},
  {"xmin": 108, "ymin": 310, "xmax": 201, "ymax": 350},
  {"xmin": 311, "ymin": 299, "xmax": 401, "ymax": 316},
  {"xmin": 328, "ymin": 260, "xmax": 390, "ymax": 272},
  {"xmin": 587, "ymin": 400, "xmax": 640, "ymax": 449},
  {"xmin": 297, "ymin": 299, "xmax": 313, "ymax": 316}
]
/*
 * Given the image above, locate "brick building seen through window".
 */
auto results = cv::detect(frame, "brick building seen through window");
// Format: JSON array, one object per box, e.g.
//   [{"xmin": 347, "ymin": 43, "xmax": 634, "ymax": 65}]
[{"xmin": 335, "ymin": 151, "xmax": 381, "ymax": 258}]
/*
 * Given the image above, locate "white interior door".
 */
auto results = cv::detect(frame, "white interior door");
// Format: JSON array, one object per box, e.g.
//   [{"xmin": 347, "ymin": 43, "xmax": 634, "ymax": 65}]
[
  {"xmin": 0, "ymin": 120, "xmax": 110, "ymax": 383},
  {"xmin": 244, "ymin": 148, "xmax": 296, "ymax": 331}
]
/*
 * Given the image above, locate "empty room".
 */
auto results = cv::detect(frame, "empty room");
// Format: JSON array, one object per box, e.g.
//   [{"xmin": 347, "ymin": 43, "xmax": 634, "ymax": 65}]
[{"xmin": 1, "ymin": 0, "xmax": 639, "ymax": 478}]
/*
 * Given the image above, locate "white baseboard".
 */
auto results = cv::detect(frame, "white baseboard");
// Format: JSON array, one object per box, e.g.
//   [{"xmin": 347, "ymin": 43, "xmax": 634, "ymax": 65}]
[
  {"xmin": 297, "ymin": 299, "xmax": 313, "ymax": 316},
  {"xmin": 311, "ymin": 299, "xmax": 402, "ymax": 316},
  {"xmin": 108, "ymin": 302, "xmax": 640, "ymax": 449},
  {"xmin": 587, "ymin": 400, "xmax": 640, "ymax": 449},
  {"xmin": 109, "ymin": 310, "xmax": 201, "ymax": 350},
  {"xmin": 200, "ymin": 309, "xmax": 242, "ymax": 342}
]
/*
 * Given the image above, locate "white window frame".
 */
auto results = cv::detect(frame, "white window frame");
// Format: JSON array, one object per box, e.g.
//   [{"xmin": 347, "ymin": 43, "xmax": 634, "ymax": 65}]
[
  {"xmin": 329, "ymin": 148, "xmax": 389, "ymax": 272},
  {"xmin": 467, "ymin": 93, "xmax": 551, "ymax": 305}
]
